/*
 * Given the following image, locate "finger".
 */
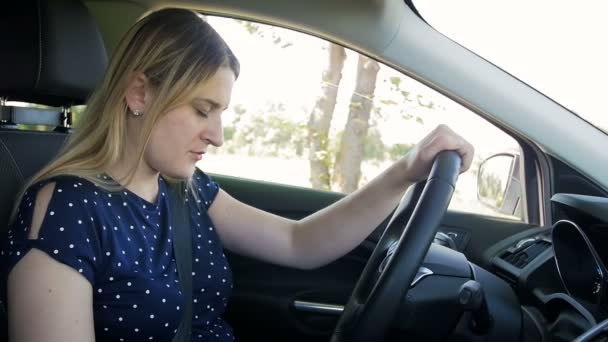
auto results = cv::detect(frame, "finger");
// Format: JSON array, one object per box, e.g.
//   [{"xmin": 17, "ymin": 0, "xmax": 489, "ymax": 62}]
[
  {"xmin": 458, "ymin": 147, "xmax": 474, "ymax": 173},
  {"xmin": 434, "ymin": 132, "xmax": 474, "ymax": 173},
  {"xmin": 425, "ymin": 128, "xmax": 474, "ymax": 173},
  {"xmin": 457, "ymin": 141, "xmax": 475, "ymax": 173}
]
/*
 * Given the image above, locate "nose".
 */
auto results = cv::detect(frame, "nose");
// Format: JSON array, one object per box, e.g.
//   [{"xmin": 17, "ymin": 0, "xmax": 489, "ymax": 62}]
[{"xmin": 201, "ymin": 113, "xmax": 223, "ymax": 147}]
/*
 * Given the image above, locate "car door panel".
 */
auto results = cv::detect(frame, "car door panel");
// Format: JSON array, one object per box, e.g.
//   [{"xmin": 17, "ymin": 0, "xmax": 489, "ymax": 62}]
[{"xmin": 212, "ymin": 174, "xmax": 533, "ymax": 340}]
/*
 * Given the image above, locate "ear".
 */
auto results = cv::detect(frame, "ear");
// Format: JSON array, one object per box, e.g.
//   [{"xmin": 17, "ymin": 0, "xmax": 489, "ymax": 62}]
[{"xmin": 125, "ymin": 72, "xmax": 152, "ymax": 113}]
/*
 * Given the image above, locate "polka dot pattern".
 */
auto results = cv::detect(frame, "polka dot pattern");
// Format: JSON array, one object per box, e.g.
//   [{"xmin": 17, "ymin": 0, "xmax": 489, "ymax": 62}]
[{"xmin": 1, "ymin": 170, "xmax": 233, "ymax": 341}]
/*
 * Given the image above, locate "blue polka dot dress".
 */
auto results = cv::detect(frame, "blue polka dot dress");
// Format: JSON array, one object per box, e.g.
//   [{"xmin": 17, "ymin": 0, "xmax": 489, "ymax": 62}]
[{"xmin": 1, "ymin": 169, "xmax": 234, "ymax": 341}]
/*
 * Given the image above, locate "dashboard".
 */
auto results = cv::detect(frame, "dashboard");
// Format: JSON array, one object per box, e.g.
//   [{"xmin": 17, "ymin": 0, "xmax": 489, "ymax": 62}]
[
  {"xmin": 486, "ymin": 193, "xmax": 608, "ymax": 341},
  {"xmin": 552, "ymin": 219, "xmax": 604, "ymax": 307}
]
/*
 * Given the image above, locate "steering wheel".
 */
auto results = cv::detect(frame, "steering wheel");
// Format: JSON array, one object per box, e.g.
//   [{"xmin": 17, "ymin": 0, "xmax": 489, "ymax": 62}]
[
  {"xmin": 330, "ymin": 150, "xmax": 462, "ymax": 342},
  {"xmin": 574, "ymin": 318, "xmax": 608, "ymax": 341}
]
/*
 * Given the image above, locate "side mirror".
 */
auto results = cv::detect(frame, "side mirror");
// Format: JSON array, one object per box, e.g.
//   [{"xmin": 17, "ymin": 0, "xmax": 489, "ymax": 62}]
[{"xmin": 477, "ymin": 153, "xmax": 522, "ymax": 218}]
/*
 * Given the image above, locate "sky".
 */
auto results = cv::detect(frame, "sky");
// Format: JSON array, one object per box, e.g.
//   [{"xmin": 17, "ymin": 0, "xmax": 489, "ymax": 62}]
[{"xmin": 415, "ymin": 0, "xmax": 608, "ymax": 131}]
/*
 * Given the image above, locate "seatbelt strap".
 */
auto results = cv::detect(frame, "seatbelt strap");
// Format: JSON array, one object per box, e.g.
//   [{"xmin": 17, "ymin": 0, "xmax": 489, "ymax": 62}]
[{"xmin": 168, "ymin": 182, "xmax": 193, "ymax": 342}]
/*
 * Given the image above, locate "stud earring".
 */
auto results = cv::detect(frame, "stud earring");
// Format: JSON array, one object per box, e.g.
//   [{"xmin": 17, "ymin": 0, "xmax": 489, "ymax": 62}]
[{"xmin": 132, "ymin": 109, "xmax": 143, "ymax": 116}]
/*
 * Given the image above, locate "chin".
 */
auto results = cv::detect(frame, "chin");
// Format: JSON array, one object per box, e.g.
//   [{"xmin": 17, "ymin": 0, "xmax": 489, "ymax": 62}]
[{"xmin": 162, "ymin": 165, "xmax": 196, "ymax": 180}]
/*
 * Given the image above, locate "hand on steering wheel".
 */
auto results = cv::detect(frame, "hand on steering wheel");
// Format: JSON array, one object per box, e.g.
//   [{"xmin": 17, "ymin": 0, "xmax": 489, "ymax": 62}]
[{"xmin": 401, "ymin": 124, "xmax": 474, "ymax": 183}]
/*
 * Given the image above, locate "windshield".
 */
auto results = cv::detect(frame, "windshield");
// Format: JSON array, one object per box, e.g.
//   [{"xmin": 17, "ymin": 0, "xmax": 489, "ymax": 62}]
[{"xmin": 414, "ymin": 1, "xmax": 608, "ymax": 133}]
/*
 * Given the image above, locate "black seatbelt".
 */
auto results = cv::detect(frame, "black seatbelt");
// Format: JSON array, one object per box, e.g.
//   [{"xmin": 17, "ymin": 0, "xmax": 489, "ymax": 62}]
[{"xmin": 168, "ymin": 182, "xmax": 193, "ymax": 342}]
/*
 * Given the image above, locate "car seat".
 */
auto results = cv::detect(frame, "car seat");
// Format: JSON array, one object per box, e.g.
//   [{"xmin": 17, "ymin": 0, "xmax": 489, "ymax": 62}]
[{"xmin": 0, "ymin": 0, "xmax": 108, "ymax": 339}]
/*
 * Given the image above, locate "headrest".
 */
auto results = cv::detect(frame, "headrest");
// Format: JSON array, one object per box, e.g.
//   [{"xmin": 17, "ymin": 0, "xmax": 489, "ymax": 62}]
[{"xmin": 0, "ymin": 0, "xmax": 108, "ymax": 106}]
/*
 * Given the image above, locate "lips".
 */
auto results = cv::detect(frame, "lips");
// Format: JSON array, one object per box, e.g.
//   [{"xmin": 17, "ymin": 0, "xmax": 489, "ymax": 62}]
[{"xmin": 190, "ymin": 151, "xmax": 205, "ymax": 161}]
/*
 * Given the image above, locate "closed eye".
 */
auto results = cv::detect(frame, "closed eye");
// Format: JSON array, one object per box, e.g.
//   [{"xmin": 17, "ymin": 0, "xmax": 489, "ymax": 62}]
[{"xmin": 195, "ymin": 108, "xmax": 209, "ymax": 118}]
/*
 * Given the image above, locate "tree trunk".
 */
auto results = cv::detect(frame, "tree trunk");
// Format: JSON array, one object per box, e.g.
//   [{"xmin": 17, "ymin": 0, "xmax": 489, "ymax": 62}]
[
  {"xmin": 307, "ymin": 43, "xmax": 346, "ymax": 190},
  {"xmin": 334, "ymin": 55, "xmax": 380, "ymax": 193}
]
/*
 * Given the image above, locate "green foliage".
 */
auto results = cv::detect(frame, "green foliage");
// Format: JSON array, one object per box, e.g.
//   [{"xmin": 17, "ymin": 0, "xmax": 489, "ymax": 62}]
[
  {"xmin": 379, "ymin": 99, "xmax": 398, "ymax": 106},
  {"xmin": 375, "ymin": 74, "xmax": 432, "ymax": 127},
  {"xmin": 388, "ymin": 143, "xmax": 414, "ymax": 161},
  {"xmin": 479, "ymin": 172, "xmax": 505, "ymax": 208},
  {"xmin": 16, "ymin": 124, "xmax": 48, "ymax": 131},
  {"xmin": 389, "ymin": 77, "xmax": 401, "ymax": 88},
  {"xmin": 363, "ymin": 127, "xmax": 386, "ymax": 162},
  {"xmin": 224, "ymin": 126, "xmax": 235, "ymax": 141},
  {"xmin": 236, "ymin": 20, "xmax": 293, "ymax": 49},
  {"xmin": 328, "ymin": 127, "xmax": 413, "ymax": 164},
  {"xmin": 349, "ymin": 101, "xmax": 364, "ymax": 111},
  {"xmin": 241, "ymin": 21, "xmax": 259, "ymax": 34},
  {"xmin": 233, "ymin": 104, "xmax": 247, "ymax": 115},
  {"xmin": 223, "ymin": 103, "xmax": 308, "ymax": 158},
  {"xmin": 416, "ymin": 94, "xmax": 434, "ymax": 109},
  {"xmin": 470, "ymin": 155, "xmax": 485, "ymax": 177}
]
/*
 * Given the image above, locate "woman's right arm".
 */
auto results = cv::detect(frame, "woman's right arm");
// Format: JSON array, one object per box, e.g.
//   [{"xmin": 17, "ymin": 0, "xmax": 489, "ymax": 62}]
[{"xmin": 7, "ymin": 183, "xmax": 95, "ymax": 342}]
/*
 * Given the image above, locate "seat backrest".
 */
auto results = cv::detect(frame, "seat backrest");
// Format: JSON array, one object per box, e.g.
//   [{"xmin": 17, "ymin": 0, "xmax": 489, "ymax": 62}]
[
  {"xmin": 0, "ymin": 130, "xmax": 69, "ymax": 229},
  {"xmin": 0, "ymin": 0, "xmax": 107, "ymax": 230},
  {"xmin": 0, "ymin": 0, "xmax": 108, "ymax": 338}
]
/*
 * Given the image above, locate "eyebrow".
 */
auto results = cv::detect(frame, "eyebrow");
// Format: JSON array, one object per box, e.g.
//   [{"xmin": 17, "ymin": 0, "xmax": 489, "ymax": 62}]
[{"xmin": 194, "ymin": 98, "xmax": 228, "ymax": 111}]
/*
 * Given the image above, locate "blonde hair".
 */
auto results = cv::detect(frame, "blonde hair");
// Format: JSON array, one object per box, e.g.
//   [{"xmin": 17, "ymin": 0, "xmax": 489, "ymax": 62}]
[{"xmin": 11, "ymin": 8, "xmax": 239, "ymax": 221}]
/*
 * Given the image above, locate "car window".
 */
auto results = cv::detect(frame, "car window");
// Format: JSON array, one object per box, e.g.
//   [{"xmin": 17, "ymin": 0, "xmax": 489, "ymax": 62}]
[
  {"xmin": 202, "ymin": 16, "xmax": 523, "ymax": 220},
  {"xmin": 2, "ymin": 102, "xmax": 86, "ymax": 130}
]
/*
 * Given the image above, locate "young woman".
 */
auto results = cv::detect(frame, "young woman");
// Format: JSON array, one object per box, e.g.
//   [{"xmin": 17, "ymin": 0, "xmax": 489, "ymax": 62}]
[{"xmin": 1, "ymin": 8, "xmax": 473, "ymax": 342}]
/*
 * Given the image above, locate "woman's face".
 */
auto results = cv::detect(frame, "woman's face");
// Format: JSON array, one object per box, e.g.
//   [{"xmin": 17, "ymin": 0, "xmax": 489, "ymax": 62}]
[{"xmin": 144, "ymin": 67, "xmax": 235, "ymax": 179}]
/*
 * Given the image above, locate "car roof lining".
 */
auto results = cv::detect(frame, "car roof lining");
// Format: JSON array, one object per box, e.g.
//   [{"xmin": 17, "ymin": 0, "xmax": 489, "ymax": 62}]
[{"xmin": 85, "ymin": 0, "xmax": 405, "ymax": 59}]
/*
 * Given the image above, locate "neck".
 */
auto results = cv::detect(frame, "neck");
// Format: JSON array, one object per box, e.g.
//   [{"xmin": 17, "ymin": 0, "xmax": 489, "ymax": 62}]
[{"xmin": 107, "ymin": 153, "xmax": 160, "ymax": 204}]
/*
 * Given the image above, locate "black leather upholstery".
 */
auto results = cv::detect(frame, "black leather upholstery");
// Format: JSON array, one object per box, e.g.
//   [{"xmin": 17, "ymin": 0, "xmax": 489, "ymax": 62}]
[
  {"xmin": 0, "ymin": 130, "xmax": 68, "ymax": 232},
  {"xmin": 0, "ymin": 0, "xmax": 108, "ymax": 106}
]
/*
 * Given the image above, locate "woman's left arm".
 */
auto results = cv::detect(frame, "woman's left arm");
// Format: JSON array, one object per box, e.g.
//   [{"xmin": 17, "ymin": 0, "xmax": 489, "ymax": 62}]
[{"xmin": 209, "ymin": 125, "xmax": 474, "ymax": 269}]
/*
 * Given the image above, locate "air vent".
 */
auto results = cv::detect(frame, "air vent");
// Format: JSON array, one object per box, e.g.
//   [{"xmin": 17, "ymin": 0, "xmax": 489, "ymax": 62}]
[{"xmin": 500, "ymin": 239, "xmax": 551, "ymax": 268}]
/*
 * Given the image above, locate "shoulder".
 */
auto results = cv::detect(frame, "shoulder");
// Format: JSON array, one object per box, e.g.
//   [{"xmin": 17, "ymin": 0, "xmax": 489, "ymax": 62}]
[
  {"xmin": 192, "ymin": 168, "xmax": 218, "ymax": 187},
  {"xmin": 4, "ymin": 175, "xmax": 103, "ymax": 287},
  {"xmin": 45, "ymin": 175, "xmax": 100, "ymax": 198},
  {"xmin": 17, "ymin": 175, "xmax": 97, "ymax": 213},
  {"xmin": 190, "ymin": 168, "xmax": 220, "ymax": 208},
  {"xmin": 18, "ymin": 175, "xmax": 100, "ymax": 239},
  {"xmin": 24, "ymin": 175, "xmax": 99, "ymax": 201}
]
